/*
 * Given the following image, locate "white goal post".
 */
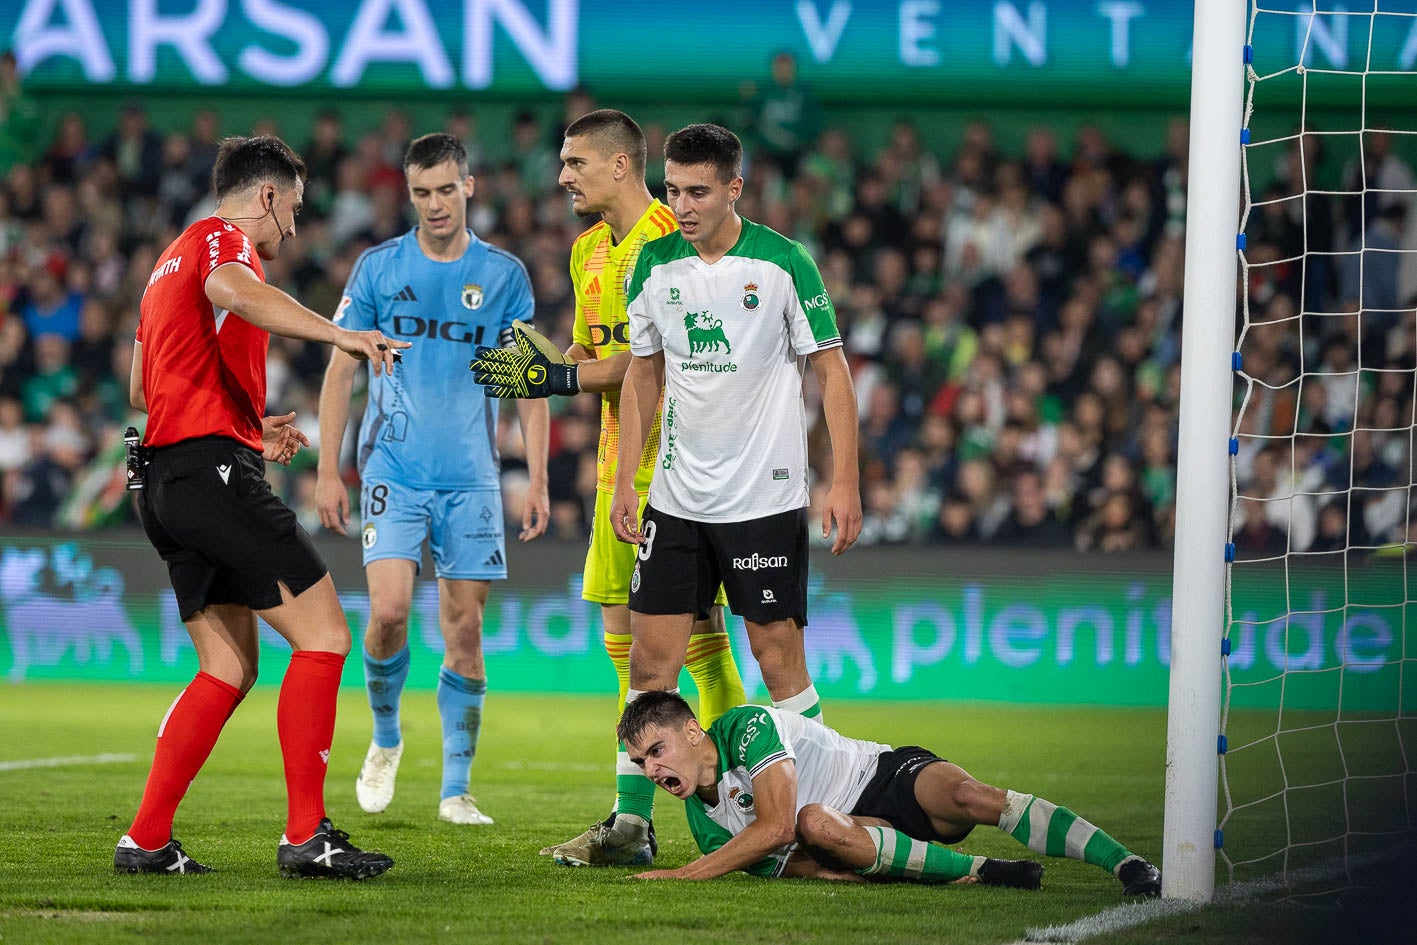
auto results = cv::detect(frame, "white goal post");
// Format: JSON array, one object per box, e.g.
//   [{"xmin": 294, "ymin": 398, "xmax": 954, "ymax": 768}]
[{"xmin": 1163, "ymin": 0, "xmax": 1247, "ymax": 902}]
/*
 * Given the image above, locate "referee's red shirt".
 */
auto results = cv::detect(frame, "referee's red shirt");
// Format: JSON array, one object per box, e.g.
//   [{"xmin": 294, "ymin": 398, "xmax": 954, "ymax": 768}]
[{"xmin": 137, "ymin": 217, "xmax": 268, "ymax": 451}]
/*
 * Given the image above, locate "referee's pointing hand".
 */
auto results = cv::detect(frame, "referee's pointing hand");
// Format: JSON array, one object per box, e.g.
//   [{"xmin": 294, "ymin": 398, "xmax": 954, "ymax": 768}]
[{"xmin": 336, "ymin": 329, "xmax": 412, "ymax": 376}]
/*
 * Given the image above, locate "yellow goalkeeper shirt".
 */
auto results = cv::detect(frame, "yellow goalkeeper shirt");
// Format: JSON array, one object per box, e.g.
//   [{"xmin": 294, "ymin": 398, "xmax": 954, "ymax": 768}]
[{"xmin": 571, "ymin": 199, "xmax": 678, "ymax": 493}]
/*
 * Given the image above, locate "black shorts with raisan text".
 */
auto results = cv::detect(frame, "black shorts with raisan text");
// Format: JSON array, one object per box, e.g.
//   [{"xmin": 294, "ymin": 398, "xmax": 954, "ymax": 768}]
[{"xmin": 628, "ymin": 505, "xmax": 808, "ymax": 626}]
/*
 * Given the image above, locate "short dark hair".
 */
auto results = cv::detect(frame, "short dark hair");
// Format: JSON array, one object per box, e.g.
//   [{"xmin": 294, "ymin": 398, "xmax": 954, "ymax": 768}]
[
  {"xmin": 616, "ymin": 690, "xmax": 696, "ymax": 747},
  {"xmin": 664, "ymin": 123, "xmax": 742, "ymax": 184},
  {"xmin": 404, "ymin": 132, "xmax": 469, "ymax": 177},
  {"xmin": 565, "ymin": 109, "xmax": 647, "ymax": 175},
  {"xmin": 211, "ymin": 135, "xmax": 306, "ymax": 201}
]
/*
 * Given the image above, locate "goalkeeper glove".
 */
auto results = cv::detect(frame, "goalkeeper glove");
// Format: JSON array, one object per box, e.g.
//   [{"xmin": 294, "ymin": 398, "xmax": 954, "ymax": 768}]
[{"xmin": 469, "ymin": 319, "xmax": 580, "ymax": 398}]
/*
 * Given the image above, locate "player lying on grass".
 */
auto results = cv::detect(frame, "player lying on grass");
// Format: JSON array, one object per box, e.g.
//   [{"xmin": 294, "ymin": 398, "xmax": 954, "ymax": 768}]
[{"xmin": 616, "ymin": 691, "xmax": 1161, "ymax": 894}]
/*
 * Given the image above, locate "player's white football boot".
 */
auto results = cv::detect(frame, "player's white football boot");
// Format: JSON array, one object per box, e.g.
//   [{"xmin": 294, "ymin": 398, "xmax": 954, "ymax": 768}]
[
  {"xmin": 355, "ymin": 741, "xmax": 403, "ymax": 813},
  {"xmin": 438, "ymin": 794, "xmax": 494, "ymax": 825},
  {"xmin": 540, "ymin": 813, "xmax": 656, "ymax": 867}
]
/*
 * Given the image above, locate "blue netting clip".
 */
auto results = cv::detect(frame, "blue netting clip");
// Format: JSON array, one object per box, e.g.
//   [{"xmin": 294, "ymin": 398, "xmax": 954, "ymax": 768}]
[
  {"xmin": 1240, "ymin": 128, "xmax": 1251, "ymax": 145},
  {"xmin": 1237, "ymin": 233, "xmax": 1247, "ymax": 250},
  {"xmin": 1229, "ymin": 437, "xmax": 1239, "ymax": 455},
  {"xmin": 1243, "ymin": 45, "xmax": 1253, "ymax": 64},
  {"xmin": 1218, "ymin": 735, "xmax": 1228, "ymax": 755},
  {"xmin": 1214, "ymin": 829, "xmax": 1225, "ymax": 849},
  {"xmin": 1232, "ymin": 352, "xmax": 1243, "ymax": 371},
  {"xmin": 1225, "ymin": 543, "xmax": 1236, "ymax": 562},
  {"xmin": 1221, "ymin": 638, "xmax": 1232, "ymax": 656}
]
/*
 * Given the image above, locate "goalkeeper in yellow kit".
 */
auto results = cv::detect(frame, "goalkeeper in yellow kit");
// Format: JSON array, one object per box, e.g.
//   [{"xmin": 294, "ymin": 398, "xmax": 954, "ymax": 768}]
[{"xmin": 471, "ymin": 109, "xmax": 746, "ymax": 866}]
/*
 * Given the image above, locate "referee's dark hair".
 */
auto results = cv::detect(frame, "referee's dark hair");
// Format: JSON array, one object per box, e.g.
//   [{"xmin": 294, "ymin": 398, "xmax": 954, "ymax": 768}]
[
  {"xmin": 404, "ymin": 133, "xmax": 469, "ymax": 178},
  {"xmin": 212, "ymin": 135, "xmax": 306, "ymax": 201},
  {"xmin": 616, "ymin": 690, "xmax": 698, "ymax": 747},
  {"xmin": 566, "ymin": 109, "xmax": 647, "ymax": 176},
  {"xmin": 664, "ymin": 123, "xmax": 743, "ymax": 184}
]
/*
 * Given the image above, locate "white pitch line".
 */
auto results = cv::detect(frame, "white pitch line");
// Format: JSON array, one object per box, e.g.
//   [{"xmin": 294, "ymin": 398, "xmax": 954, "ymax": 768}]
[
  {"xmin": 0, "ymin": 753, "xmax": 137, "ymax": 772},
  {"xmin": 1010, "ymin": 851, "xmax": 1394, "ymax": 944}
]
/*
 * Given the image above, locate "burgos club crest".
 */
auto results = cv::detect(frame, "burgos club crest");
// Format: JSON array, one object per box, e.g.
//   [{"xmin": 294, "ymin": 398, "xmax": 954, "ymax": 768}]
[
  {"xmin": 462, "ymin": 283, "xmax": 484, "ymax": 310},
  {"xmin": 741, "ymin": 282, "xmax": 760, "ymax": 312}
]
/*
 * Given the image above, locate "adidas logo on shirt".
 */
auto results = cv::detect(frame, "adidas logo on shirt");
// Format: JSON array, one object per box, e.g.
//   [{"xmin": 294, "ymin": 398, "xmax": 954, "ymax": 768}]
[
  {"xmin": 391, "ymin": 285, "xmax": 417, "ymax": 301},
  {"xmin": 482, "ymin": 550, "xmax": 504, "ymax": 568}
]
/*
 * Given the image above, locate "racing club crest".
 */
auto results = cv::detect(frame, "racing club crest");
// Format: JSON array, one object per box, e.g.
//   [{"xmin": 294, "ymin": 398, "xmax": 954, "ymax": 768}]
[
  {"xmin": 462, "ymin": 283, "xmax": 484, "ymax": 310},
  {"xmin": 740, "ymin": 282, "xmax": 760, "ymax": 312}
]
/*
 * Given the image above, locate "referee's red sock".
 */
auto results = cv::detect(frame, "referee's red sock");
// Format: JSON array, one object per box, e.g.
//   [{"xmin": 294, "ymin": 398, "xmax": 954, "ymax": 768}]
[
  {"xmin": 278, "ymin": 650, "xmax": 345, "ymax": 845},
  {"xmin": 127, "ymin": 671, "xmax": 244, "ymax": 850}
]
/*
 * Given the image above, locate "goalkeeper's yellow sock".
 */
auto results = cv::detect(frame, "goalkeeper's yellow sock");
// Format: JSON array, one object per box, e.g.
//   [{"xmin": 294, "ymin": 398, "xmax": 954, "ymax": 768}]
[
  {"xmin": 604, "ymin": 630, "xmax": 631, "ymax": 709},
  {"xmin": 684, "ymin": 631, "xmax": 745, "ymax": 728},
  {"xmin": 998, "ymin": 791, "xmax": 1132, "ymax": 873}
]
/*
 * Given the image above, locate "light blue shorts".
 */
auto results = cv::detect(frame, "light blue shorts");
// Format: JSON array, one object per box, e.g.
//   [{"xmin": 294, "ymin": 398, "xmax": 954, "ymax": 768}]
[{"xmin": 359, "ymin": 480, "xmax": 506, "ymax": 580}]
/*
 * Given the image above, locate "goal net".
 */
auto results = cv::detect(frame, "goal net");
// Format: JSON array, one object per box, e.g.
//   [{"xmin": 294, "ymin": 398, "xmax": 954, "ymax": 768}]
[{"xmin": 1220, "ymin": 0, "xmax": 1417, "ymax": 895}]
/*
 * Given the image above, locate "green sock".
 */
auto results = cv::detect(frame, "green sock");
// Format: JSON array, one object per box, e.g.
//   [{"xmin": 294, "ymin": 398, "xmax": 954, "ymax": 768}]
[
  {"xmin": 855, "ymin": 826, "xmax": 983, "ymax": 883},
  {"xmin": 772, "ymin": 684, "xmax": 824, "ymax": 722},
  {"xmin": 614, "ymin": 688, "xmax": 660, "ymax": 822},
  {"xmin": 998, "ymin": 790, "xmax": 1132, "ymax": 874}
]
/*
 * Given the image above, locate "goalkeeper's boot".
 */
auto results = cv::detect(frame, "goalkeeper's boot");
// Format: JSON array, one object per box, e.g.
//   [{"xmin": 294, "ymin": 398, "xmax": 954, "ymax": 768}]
[
  {"xmin": 355, "ymin": 741, "xmax": 403, "ymax": 814},
  {"xmin": 438, "ymin": 794, "xmax": 494, "ymax": 825},
  {"xmin": 114, "ymin": 835, "xmax": 213, "ymax": 874},
  {"xmin": 1117, "ymin": 856, "xmax": 1162, "ymax": 897},
  {"xmin": 277, "ymin": 819, "xmax": 393, "ymax": 880},
  {"xmin": 976, "ymin": 857, "xmax": 1044, "ymax": 890},
  {"xmin": 541, "ymin": 812, "xmax": 656, "ymax": 867}
]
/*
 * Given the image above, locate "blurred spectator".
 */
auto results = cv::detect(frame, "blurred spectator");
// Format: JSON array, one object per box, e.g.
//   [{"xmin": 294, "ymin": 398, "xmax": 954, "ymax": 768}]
[
  {"xmin": 1075, "ymin": 490, "xmax": 1150, "ymax": 553},
  {"xmin": 43, "ymin": 113, "xmax": 94, "ymax": 185},
  {"xmin": 0, "ymin": 51, "xmax": 40, "ymax": 173},
  {"xmin": 0, "ymin": 394, "xmax": 29, "ymax": 471},
  {"xmin": 743, "ymin": 51, "xmax": 822, "ymax": 178},
  {"xmin": 22, "ymin": 334, "xmax": 78, "ymax": 422},
  {"xmin": 22, "ymin": 255, "xmax": 83, "ymax": 342},
  {"xmin": 102, "ymin": 104, "xmax": 163, "ymax": 201},
  {"xmin": 303, "ymin": 110, "xmax": 348, "ymax": 219}
]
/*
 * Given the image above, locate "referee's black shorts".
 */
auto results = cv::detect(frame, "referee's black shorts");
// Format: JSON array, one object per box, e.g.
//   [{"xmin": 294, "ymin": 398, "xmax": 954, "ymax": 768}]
[{"xmin": 136, "ymin": 436, "xmax": 327, "ymax": 621}]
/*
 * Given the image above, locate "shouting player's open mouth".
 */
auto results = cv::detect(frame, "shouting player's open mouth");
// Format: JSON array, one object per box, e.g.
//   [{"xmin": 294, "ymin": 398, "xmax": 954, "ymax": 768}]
[{"xmin": 654, "ymin": 774, "xmax": 685, "ymax": 796}]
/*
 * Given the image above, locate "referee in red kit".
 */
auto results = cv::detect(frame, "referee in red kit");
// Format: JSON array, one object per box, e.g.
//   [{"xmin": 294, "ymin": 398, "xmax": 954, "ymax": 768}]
[{"xmin": 115, "ymin": 135, "xmax": 409, "ymax": 879}]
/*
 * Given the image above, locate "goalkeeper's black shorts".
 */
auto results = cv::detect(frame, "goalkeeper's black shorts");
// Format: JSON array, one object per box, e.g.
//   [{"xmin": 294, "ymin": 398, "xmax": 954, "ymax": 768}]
[
  {"xmin": 852, "ymin": 746, "xmax": 971, "ymax": 845},
  {"xmin": 137, "ymin": 436, "xmax": 328, "ymax": 621}
]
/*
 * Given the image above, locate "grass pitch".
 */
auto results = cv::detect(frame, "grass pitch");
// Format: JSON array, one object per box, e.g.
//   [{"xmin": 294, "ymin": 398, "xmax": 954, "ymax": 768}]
[{"xmin": 0, "ymin": 682, "xmax": 1169, "ymax": 945}]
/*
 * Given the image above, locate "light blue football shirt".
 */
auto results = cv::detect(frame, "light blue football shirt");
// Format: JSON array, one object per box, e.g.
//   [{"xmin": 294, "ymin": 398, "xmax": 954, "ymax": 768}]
[{"xmin": 335, "ymin": 228, "xmax": 533, "ymax": 489}]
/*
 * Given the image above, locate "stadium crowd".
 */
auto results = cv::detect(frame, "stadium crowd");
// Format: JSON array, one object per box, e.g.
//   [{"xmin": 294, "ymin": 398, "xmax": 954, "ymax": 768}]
[{"xmin": 0, "ymin": 65, "xmax": 1412, "ymax": 555}]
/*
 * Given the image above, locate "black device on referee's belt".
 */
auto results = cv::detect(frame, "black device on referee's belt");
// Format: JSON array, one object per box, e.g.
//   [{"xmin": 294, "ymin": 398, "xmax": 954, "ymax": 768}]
[{"xmin": 124, "ymin": 426, "xmax": 150, "ymax": 491}]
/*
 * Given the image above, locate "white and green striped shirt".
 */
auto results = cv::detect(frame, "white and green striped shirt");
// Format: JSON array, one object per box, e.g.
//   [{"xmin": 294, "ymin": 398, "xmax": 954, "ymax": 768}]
[{"xmin": 686, "ymin": 706, "xmax": 888, "ymax": 877}]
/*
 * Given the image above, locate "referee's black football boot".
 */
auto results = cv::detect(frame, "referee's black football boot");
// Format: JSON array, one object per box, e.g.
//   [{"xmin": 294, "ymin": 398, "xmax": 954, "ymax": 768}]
[
  {"xmin": 277, "ymin": 819, "xmax": 393, "ymax": 880},
  {"xmin": 976, "ymin": 857, "xmax": 1044, "ymax": 890},
  {"xmin": 1117, "ymin": 856, "xmax": 1162, "ymax": 897},
  {"xmin": 114, "ymin": 835, "xmax": 213, "ymax": 874}
]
